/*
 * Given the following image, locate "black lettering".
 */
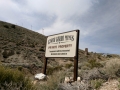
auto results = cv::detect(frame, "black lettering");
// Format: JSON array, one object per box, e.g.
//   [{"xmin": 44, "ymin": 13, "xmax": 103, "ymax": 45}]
[
  {"xmin": 65, "ymin": 35, "xmax": 74, "ymax": 41},
  {"xmin": 48, "ymin": 38, "xmax": 55, "ymax": 44},
  {"xmin": 56, "ymin": 36, "xmax": 64, "ymax": 42}
]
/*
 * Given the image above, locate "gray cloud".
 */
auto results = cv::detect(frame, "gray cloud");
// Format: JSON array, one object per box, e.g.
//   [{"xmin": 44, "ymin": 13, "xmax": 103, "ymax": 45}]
[
  {"xmin": 0, "ymin": 0, "xmax": 120, "ymax": 54},
  {"xmin": 66, "ymin": 0, "xmax": 120, "ymax": 54},
  {"xmin": 17, "ymin": 12, "xmax": 57, "ymax": 30}
]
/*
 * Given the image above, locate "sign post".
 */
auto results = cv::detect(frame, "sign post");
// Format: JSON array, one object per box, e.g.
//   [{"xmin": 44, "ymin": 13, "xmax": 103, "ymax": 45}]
[
  {"xmin": 43, "ymin": 30, "xmax": 80, "ymax": 81},
  {"xmin": 43, "ymin": 57, "xmax": 47, "ymax": 74},
  {"xmin": 74, "ymin": 30, "xmax": 79, "ymax": 81}
]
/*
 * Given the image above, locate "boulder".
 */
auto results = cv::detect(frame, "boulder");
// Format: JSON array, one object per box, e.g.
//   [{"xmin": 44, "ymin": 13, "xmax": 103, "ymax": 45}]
[
  {"xmin": 34, "ymin": 73, "xmax": 46, "ymax": 80},
  {"xmin": 64, "ymin": 77, "xmax": 70, "ymax": 84},
  {"xmin": 77, "ymin": 77, "xmax": 81, "ymax": 82}
]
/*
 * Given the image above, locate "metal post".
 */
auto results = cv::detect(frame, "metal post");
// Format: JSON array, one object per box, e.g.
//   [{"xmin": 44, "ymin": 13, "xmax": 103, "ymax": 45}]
[
  {"xmin": 42, "ymin": 28, "xmax": 44, "ymax": 35},
  {"xmin": 31, "ymin": 25, "xmax": 32, "ymax": 30},
  {"xmin": 43, "ymin": 57, "xmax": 48, "ymax": 74}
]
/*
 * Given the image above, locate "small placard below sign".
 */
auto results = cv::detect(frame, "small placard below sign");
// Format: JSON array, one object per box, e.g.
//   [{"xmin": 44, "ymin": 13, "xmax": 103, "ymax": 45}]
[{"xmin": 45, "ymin": 30, "xmax": 78, "ymax": 57}]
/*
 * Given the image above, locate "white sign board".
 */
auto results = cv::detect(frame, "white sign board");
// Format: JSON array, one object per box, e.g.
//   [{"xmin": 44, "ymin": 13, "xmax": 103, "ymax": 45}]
[{"xmin": 45, "ymin": 30, "xmax": 78, "ymax": 57}]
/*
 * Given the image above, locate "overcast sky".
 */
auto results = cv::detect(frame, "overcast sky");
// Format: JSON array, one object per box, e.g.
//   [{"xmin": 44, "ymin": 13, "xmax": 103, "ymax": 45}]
[{"xmin": 0, "ymin": 0, "xmax": 120, "ymax": 54}]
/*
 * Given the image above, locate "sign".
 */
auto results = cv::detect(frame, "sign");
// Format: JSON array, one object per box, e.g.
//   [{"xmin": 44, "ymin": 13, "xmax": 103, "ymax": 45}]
[
  {"xmin": 43, "ymin": 30, "xmax": 80, "ymax": 81},
  {"xmin": 45, "ymin": 30, "xmax": 78, "ymax": 57}
]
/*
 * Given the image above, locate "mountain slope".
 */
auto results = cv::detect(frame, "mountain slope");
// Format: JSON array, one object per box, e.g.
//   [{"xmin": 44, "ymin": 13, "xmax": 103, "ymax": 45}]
[
  {"xmin": 0, "ymin": 21, "xmax": 118, "ymax": 76},
  {"xmin": 0, "ymin": 21, "xmax": 47, "ymax": 74}
]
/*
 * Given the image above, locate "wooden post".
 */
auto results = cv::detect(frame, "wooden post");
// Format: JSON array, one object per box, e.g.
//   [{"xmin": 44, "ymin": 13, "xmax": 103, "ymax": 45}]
[
  {"xmin": 74, "ymin": 56, "xmax": 78, "ymax": 81},
  {"xmin": 43, "ymin": 57, "xmax": 48, "ymax": 74},
  {"xmin": 74, "ymin": 30, "xmax": 79, "ymax": 81}
]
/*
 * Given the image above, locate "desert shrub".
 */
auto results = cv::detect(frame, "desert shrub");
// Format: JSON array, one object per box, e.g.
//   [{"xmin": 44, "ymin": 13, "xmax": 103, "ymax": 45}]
[
  {"xmin": 69, "ymin": 58, "xmax": 73, "ymax": 61},
  {"xmin": 16, "ymin": 51, "xmax": 21, "ymax": 54},
  {"xmin": 47, "ymin": 67, "xmax": 55, "ymax": 75},
  {"xmin": 107, "ymin": 54, "xmax": 112, "ymax": 58},
  {"xmin": 37, "ymin": 55, "xmax": 41, "ymax": 59},
  {"xmin": 16, "ymin": 42, "xmax": 22, "ymax": 46},
  {"xmin": 30, "ymin": 44, "xmax": 35, "ymax": 48},
  {"xmin": 67, "ymin": 66, "xmax": 74, "ymax": 72},
  {"xmin": 2, "ymin": 51, "xmax": 8, "ymax": 58},
  {"xmin": 65, "ymin": 63, "xmax": 73, "ymax": 69},
  {"xmin": 39, "ymin": 48, "xmax": 45, "ymax": 52},
  {"xmin": 116, "ymin": 69, "xmax": 120, "ymax": 77},
  {"xmin": 37, "ymin": 71, "xmax": 65, "ymax": 90},
  {"xmin": 18, "ymin": 66, "xmax": 23, "ymax": 71},
  {"xmin": 0, "ymin": 81, "xmax": 36, "ymax": 90},
  {"xmin": 11, "ymin": 24, "xmax": 15, "ymax": 29},
  {"xmin": 10, "ymin": 50, "xmax": 15, "ymax": 56},
  {"xmin": 86, "ymin": 59, "xmax": 103, "ymax": 69},
  {"xmin": 97, "ymin": 55, "xmax": 101, "ymax": 59},
  {"xmin": 104, "ymin": 58, "xmax": 120, "ymax": 77},
  {"xmin": 81, "ymin": 65, "xmax": 90, "ymax": 70},
  {"xmin": 41, "ymin": 46, "xmax": 44, "ymax": 48},
  {"xmin": 47, "ymin": 66, "xmax": 62, "ymax": 75},
  {"xmin": 118, "ymin": 78, "xmax": 120, "ymax": 89},
  {"xmin": 2, "ymin": 50, "xmax": 14, "ymax": 58},
  {"xmin": 0, "ymin": 65, "xmax": 34, "ymax": 90},
  {"xmin": 3, "ymin": 25, "xmax": 9, "ymax": 28},
  {"xmin": 79, "ymin": 62, "xmax": 91, "ymax": 70},
  {"xmin": 90, "ymin": 79, "xmax": 105, "ymax": 89}
]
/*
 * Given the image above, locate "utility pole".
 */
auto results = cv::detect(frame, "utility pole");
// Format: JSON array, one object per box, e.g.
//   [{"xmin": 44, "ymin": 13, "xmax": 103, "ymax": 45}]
[
  {"xmin": 31, "ymin": 25, "xmax": 32, "ymax": 30},
  {"xmin": 42, "ymin": 28, "xmax": 44, "ymax": 35}
]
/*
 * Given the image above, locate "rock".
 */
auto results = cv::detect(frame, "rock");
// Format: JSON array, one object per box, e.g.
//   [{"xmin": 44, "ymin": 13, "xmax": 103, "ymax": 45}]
[
  {"xmin": 34, "ymin": 73, "xmax": 46, "ymax": 80},
  {"xmin": 64, "ymin": 77, "xmax": 70, "ymax": 84},
  {"xmin": 70, "ymin": 77, "xmax": 74, "ymax": 82},
  {"xmin": 77, "ymin": 77, "xmax": 81, "ymax": 82}
]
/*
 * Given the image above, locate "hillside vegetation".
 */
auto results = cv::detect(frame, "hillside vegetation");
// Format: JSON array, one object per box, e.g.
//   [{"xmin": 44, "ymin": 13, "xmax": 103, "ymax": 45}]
[{"xmin": 0, "ymin": 21, "xmax": 47, "ymax": 75}]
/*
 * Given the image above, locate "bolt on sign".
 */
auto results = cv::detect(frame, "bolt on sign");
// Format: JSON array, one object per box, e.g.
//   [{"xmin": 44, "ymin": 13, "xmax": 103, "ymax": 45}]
[
  {"xmin": 43, "ymin": 30, "xmax": 80, "ymax": 81},
  {"xmin": 45, "ymin": 30, "xmax": 79, "ymax": 57}
]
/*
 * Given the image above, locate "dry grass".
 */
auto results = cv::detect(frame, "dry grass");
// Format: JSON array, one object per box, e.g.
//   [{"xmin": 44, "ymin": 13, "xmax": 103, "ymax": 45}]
[
  {"xmin": 65, "ymin": 63, "xmax": 73, "ymax": 69},
  {"xmin": 0, "ymin": 65, "xmax": 34, "ymax": 90},
  {"xmin": 86, "ymin": 59, "xmax": 103, "ymax": 69},
  {"xmin": 36, "ymin": 71, "xmax": 66, "ymax": 90},
  {"xmin": 46, "ymin": 65, "xmax": 63, "ymax": 75},
  {"xmin": 90, "ymin": 79, "xmax": 105, "ymax": 89}
]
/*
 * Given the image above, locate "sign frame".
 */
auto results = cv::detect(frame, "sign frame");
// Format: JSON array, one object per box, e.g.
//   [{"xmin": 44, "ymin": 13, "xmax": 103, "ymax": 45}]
[{"xmin": 43, "ymin": 30, "xmax": 80, "ymax": 81}]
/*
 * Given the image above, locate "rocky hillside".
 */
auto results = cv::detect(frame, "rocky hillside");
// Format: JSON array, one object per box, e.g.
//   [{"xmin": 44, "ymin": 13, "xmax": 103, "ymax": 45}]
[
  {"xmin": 0, "ymin": 21, "xmax": 46, "ymax": 74},
  {"xmin": 0, "ymin": 21, "xmax": 118, "ymax": 75}
]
